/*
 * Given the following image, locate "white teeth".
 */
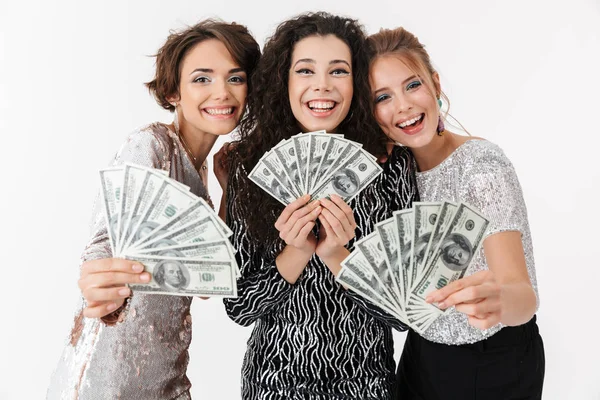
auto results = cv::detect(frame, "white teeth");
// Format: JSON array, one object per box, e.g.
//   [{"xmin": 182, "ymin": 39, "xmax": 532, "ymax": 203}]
[
  {"xmin": 205, "ymin": 108, "xmax": 233, "ymax": 115},
  {"xmin": 397, "ymin": 114, "xmax": 423, "ymax": 128},
  {"xmin": 308, "ymin": 101, "xmax": 335, "ymax": 110}
]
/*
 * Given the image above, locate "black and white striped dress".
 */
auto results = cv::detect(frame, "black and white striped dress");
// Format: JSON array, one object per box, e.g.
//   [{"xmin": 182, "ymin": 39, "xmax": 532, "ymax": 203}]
[{"xmin": 224, "ymin": 146, "xmax": 417, "ymax": 399}]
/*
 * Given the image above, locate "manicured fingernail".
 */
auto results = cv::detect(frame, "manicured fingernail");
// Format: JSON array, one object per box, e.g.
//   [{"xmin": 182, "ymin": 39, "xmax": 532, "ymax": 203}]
[
  {"xmin": 106, "ymin": 303, "xmax": 117, "ymax": 312},
  {"xmin": 140, "ymin": 273, "xmax": 150, "ymax": 282},
  {"xmin": 118, "ymin": 288, "xmax": 130, "ymax": 296},
  {"xmin": 425, "ymin": 296, "xmax": 433, "ymax": 303},
  {"xmin": 132, "ymin": 264, "xmax": 143, "ymax": 272},
  {"xmin": 438, "ymin": 302, "xmax": 446, "ymax": 309}
]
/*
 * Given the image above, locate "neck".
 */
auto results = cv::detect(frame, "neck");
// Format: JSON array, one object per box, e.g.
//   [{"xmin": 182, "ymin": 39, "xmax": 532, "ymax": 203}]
[
  {"xmin": 411, "ymin": 131, "xmax": 461, "ymax": 172},
  {"xmin": 175, "ymin": 118, "xmax": 219, "ymax": 169}
]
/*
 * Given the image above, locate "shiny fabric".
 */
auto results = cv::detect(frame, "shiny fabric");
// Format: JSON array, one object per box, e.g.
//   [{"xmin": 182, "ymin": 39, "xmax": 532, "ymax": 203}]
[
  {"xmin": 47, "ymin": 122, "xmax": 210, "ymax": 400},
  {"xmin": 224, "ymin": 146, "xmax": 417, "ymax": 399},
  {"xmin": 415, "ymin": 139, "xmax": 540, "ymax": 345}
]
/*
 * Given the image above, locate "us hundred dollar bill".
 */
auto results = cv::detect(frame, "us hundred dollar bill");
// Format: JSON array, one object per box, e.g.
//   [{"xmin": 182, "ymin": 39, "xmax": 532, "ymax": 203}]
[
  {"xmin": 127, "ymin": 255, "xmax": 237, "ymax": 297},
  {"xmin": 261, "ymin": 150, "xmax": 301, "ymax": 198},
  {"xmin": 313, "ymin": 139, "xmax": 361, "ymax": 189},
  {"xmin": 336, "ymin": 268, "xmax": 405, "ymax": 321},
  {"xmin": 272, "ymin": 138, "xmax": 304, "ymax": 196},
  {"xmin": 355, "ymin": 231, "xmax": 404, "ymax": 310},
  {"xmin": 306, "ymin": 133, "xmax": 330, "ymax": 192},
  {"xmin": 292, "ymin": 134, "xmax": 310, "ymax": 193},
  {"xmin": 340, "ymin": 248, "xmax": 401, "ymax": 312},
  {"xmin": 375, "ymin": 218, "xmax": 403, "ymax": 305},
  {"xmin": 127, "ymin": 176, "xmax": 200, "ymax": 249},
  {"xmin": 120, "ymin": 170, "xmax": 170, "ymax": 253},
  {"xmin": 99, "ymin": 167, "xmax": 124, "ymax": 253},
  {"xmin": 310, "ymin": 149, "xmax": 382, "ymax": 202},
  {"xmin": 394, "ymin": 209, "xmax": 413, "ymax": 302},
  {"xmin": 411, "ymin": 203, "xmax": 490, "ymax": 305},
  {"xmin": 139, "ymin": 215, "xmax": 226, "ymax": 250},
  {"xmin": 410, "ymin": 202, "xmax": 442, "ymax": 286},
  {"xmin": 420, "ymin": 202, "xmax": 458, "ymax": 277},
  {"xmin": 248, "ymin": 161, "xmax": 295, "ymax": 205}
]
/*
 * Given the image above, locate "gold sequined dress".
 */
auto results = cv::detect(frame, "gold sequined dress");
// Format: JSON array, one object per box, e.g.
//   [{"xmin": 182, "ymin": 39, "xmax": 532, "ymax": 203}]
[{"xmin": 47, "ymin": 122, "xmax": 211, "ymax": 400}]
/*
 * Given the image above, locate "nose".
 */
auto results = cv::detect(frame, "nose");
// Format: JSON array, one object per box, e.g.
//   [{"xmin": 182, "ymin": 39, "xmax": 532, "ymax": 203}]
[
  {"xmin": 212, "ymin": 79, "xmax": 231, "ymax": 100},
  {"xmin": 313, "ymin": 72, "xmax": 332, "ymax": 92},
  {"xmin": 394, "ymin": 93, "xmax": 413, "ymax": 113}
]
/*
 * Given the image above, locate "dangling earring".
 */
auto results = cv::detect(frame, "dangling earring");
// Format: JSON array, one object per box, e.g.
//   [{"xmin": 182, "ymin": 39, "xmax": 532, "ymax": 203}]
[
  {"xmin": 436, "ymin": 98, "xmax": 445, "ymax": 136},
  {"xmin": 172, "ymin": 103, "xmax": 180, "ymax": 134}
]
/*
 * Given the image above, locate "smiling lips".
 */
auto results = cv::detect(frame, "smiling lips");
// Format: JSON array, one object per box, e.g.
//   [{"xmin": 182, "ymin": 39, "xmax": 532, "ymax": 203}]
[
  {"xmin": 395, "ymin": 113, "xmax": 425, "ymax": 135},
  {"xmin": 306, "ymin": 100, "xmax": 337, "ymax": 117},
  {"xmin": 203, "ymin": 106, "xmax": 235, "ymax": 119}
]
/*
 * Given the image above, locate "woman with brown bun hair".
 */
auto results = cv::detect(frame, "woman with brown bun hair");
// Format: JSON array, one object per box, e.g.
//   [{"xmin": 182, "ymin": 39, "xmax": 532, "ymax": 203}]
[
  {"xmin": 368, "ymin": 27, "xmax": 545, "ymax": 399},
  {"xmin": 216, "ymin": 12, "xmax": 416, "ymax": 399},
  {"xmin": 47, "ymin": 20, "xmax": 260, "ymax": 399}
]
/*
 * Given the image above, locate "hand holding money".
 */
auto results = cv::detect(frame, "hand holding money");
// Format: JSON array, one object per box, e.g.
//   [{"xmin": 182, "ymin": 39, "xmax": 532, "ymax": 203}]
[
  {"xmin": 336, "ymin": 201, "xmax": 490, "ymax": 334},
  {"xmin": 274, "ymin": 194, "xmax": 321, "ymax": 253},
  {"xmin": 98, "ymin": 163, "xmax": 239, "ymax": 298},
  {"xmin": 78, "ymin": 258, "xmax": 150, "ymax": 318},
  {"xmin": 426, "ymin": 269, "xmax": 502, "ymax": 330},
  {"xmin": 315, "ymin": 194, "xmax": 357, "ymax": 259}
]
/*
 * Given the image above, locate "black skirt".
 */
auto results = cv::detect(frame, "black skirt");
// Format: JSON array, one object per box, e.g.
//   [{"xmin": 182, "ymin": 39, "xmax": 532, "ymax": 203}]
[{"xmin": 396, "ymin": 315, "xmax": 545, "ymax": 400}]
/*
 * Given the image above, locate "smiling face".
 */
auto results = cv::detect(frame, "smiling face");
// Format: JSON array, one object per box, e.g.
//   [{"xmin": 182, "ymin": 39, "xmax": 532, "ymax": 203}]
[
  {"xmin": 173, "ymin": 39, "xmax": 248, "ymax": 137},
  {"xmin": 370, "ymin": 55, "xmax": 440, "ymax": 149},
  {"xmin": 288, "ymin": 35, "xmax": 353, "ymax": 133}
]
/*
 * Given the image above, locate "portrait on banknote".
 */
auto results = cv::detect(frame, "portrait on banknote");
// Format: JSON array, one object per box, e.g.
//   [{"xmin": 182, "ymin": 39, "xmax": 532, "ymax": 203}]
[
  {"xmin": 331, "ymin": 169, "xmax": 359, "ymax": 196},
  {"xmin": 154, "ymin": 260, "xmax": 190, "ymax": 291},
  {"xmin": 439, "ymin": 233, "xmax": 473, "ymax": 271}
]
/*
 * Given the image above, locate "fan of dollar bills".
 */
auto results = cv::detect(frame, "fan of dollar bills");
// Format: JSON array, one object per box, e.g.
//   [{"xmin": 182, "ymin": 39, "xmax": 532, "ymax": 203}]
[
  {"xmin": 99, "ymin": 163, "xmax": 239, "ymax": 298},
  {"xmin": 249, "ymin": 131, "xmax": 383, "ymax": 204},
  {"xmin": 337, "ymin": 202, "xmax": 490, "ymax": 334}
]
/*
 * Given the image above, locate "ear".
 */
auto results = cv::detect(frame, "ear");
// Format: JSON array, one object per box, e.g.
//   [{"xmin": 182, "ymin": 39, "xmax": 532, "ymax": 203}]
[{"xmin": 432, "ymin": 72, "xmax": 441, "ymax": 98}]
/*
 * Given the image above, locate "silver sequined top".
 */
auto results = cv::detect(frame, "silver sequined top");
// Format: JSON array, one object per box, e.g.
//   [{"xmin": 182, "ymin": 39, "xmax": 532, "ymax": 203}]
[
  {"xmin": 416, "ymin": 139, "xmax": 539, "ymax": 345},
  {"xmin": 47, "ymin": 122, "xmax": 211, "ymax": 400}
]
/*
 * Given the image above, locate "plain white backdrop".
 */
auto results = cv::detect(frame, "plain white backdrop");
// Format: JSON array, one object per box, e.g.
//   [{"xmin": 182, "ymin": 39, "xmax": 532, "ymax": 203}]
[{"xmin": 1, "ymin": 0, "xmax": 599, "ymax": 399}]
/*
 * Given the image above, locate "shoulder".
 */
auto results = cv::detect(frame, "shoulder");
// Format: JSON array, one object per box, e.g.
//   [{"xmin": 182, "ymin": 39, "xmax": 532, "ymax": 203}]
[
  {"xmin": 120, "ymin": 122, "xmax": 174, "ymax": 151},
  {"xmin": 460, "ymin": 139, "xmax": 512, "ymax": 169},
  {"xmin": 113, "ymin": 122, "xmax": 175, "ymax": 167}
]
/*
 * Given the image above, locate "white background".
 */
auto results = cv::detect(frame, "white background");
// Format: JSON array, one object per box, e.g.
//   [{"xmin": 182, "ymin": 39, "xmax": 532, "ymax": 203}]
[{"xmin": 1, "ymin": 0, "xmax": 599, "ymax": 399}]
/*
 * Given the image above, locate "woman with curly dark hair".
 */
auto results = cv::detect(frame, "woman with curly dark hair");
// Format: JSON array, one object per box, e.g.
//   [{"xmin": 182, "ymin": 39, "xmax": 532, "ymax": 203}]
[{"xmin": 216, "ymin": 12, "xmax": 417, "ymax": 399}]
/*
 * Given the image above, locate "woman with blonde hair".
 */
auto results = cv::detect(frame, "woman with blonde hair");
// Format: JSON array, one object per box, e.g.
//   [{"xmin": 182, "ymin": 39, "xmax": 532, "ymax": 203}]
[{"xmin": 368, "ymin": 27, "xmax": 545, "ymax": 399}]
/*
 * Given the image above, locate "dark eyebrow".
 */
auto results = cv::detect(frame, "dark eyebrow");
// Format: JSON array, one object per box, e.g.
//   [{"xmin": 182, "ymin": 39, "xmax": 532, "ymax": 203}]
[
  {"xmin": 189, "ymin": 67, "xmax": 245, "ymax": 75},
  {"xmin": 329, "ymin": 59, "xmax": 350, "ymax": 68},
  {"xmin": 372, "ymin": 75, "xmax": 419, "ymax": 95},
  {"xmin": 292, "ymin": 58, "xmax": 351, "ymax": 68}
]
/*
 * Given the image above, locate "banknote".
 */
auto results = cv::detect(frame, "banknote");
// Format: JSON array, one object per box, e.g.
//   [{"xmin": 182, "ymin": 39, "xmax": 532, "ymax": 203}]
[{"xmin": 97, "ymin": 163, "xmax": 239, "ymax": 297}]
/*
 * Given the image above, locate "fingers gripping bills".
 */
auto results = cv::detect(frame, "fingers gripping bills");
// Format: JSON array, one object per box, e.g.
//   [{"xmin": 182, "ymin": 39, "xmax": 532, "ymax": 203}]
[
  {"xmin": 99, "ymin": 163, "xmax": 239, "ymax": 297},
  {"xmin": 337, "ymin": 201, "xmax": 490, "ymax": 334}
]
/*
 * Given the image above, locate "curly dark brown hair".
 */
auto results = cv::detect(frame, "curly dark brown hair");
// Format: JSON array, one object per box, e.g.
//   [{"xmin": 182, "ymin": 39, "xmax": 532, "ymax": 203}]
[
  {"xmin": 230, "ymin": 11, "xmax": 388, "ymax": 243},
  {"xmin": 145, "ymin": 19, "xmax": 261, "ymax": 112}
]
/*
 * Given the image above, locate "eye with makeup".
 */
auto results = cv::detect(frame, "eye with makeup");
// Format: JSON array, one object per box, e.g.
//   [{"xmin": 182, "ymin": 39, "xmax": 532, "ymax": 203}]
[
  {"xmin": 406, "ymin": 80, "xmax": 422, "ymax": 91},
  {"xmin": 228, "ymin": 75, "xmax": 247, "ymax": 84},
  {"xmin": 193, "ymin": 75, "xmax": 211, "ymax": 84},
  {"xmin": 330, "ymin": 68, "xmax": 350, "ymax": 76},
  {"xmin": 374, "ymin": 93, "xmax": 391, "ymax": 104},
  {"xmin": 295, "ymin": 68, "xmax": 314, "ymax": 75}
]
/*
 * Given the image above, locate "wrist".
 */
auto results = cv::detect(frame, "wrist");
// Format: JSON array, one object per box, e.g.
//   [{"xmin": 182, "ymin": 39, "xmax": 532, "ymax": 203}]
[{"xmin": 318, "ymin": 246, "xmax": 349, "ymax": 276}]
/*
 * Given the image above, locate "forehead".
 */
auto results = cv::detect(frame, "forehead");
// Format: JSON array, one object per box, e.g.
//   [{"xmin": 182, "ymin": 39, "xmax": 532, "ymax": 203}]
[
  {"xmin": 291, "ymin": 34, "xmax": 352, "ymax": 64},
  {"xmin": 164, "ymin": 263, "xmax": 180, "ymax": 271},
  {"xmin": 180, "ymin": 38, "xmax": 239, "ymax": 73},
  {"xmin": 370, "ymin": 55, "xmax": 414, "ymax": 84}
]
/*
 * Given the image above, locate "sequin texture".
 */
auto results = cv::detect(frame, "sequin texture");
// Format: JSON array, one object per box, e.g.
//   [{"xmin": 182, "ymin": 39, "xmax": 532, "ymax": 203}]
[
  {"xmin": 415, "ymin": 139, "xmax": 539, "ymax": 345},
  {"xmin": 47, "ymin": 122, "xmax": 210, "ymax": 400}
]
